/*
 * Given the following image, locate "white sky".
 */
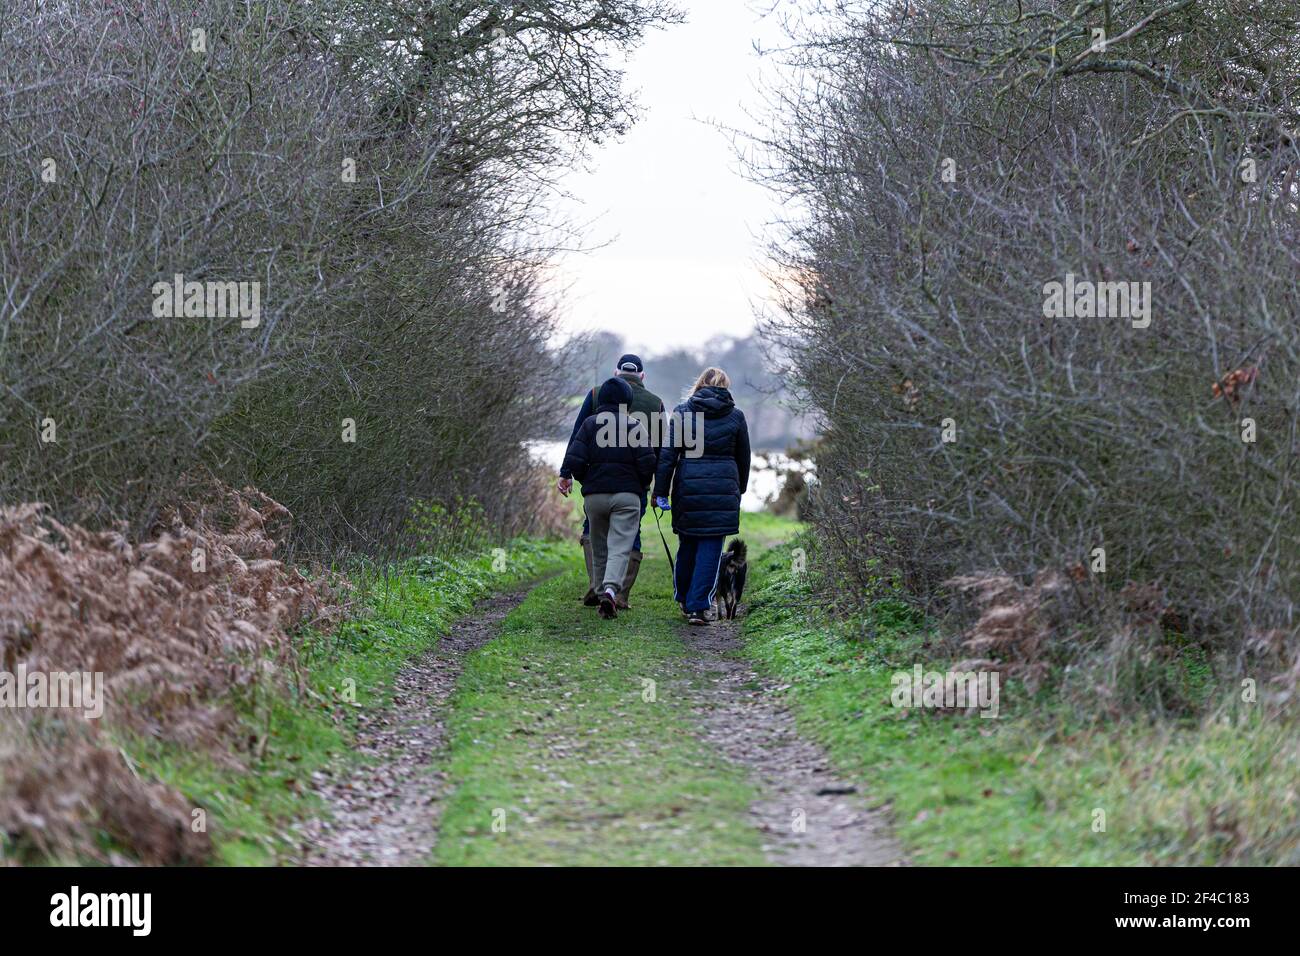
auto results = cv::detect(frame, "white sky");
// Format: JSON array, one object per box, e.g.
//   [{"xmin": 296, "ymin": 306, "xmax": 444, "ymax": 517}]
[{"xmin": 548, "ymin": 0, "xmax": 792, "ymax": 354}]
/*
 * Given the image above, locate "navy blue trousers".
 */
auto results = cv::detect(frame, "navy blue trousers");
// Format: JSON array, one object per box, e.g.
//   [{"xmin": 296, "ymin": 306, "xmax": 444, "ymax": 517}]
[{"xmin": 673, "ymin": 534, "xmax": 725, "ymax": 614}]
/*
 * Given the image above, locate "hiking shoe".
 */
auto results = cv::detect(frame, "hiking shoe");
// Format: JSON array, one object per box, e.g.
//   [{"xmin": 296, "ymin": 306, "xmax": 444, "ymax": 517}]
[
  {"xmin": 598, "ymin": 588, "xmax": 618, "ymax": 619},
  {"xmin": 687, "ymin": 612, "xmax": 710, "ymax": 626},
  {"xmin": 582, "ymin": 589, "xmax": 600, "ymax": 607}
]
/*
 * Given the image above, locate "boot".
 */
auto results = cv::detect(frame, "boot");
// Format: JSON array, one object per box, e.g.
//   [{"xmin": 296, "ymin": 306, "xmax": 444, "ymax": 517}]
[
  {"xmin": 581, "ymin": 535, "xmax": 599, "ymax": 606},
  {"xmin": 616, "ymin": 549, "xmax": 643, "ymax": 610}
]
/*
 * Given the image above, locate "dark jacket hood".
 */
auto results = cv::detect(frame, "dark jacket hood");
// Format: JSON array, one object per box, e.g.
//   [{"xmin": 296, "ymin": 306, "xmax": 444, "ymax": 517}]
[
  {"xmin": 597, "ymin": 376, "xmax": 634, "ymax": 410},
  {"xmin": 687, "ymin": 385, "xmax": 735, "ymax": 418}
]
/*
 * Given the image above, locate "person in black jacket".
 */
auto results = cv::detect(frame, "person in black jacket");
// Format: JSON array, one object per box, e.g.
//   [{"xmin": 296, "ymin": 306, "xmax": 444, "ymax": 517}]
[
  {"xmin": 652, "ymin": 367, "xmax": 751, "ymax": 626},
  {"xmin": 560, "ymin": 376, "xmax": 657, "ymax": 619},
  {"xmin": 556, "ymin": 354, "xmax": 665, "ymax": 608}
]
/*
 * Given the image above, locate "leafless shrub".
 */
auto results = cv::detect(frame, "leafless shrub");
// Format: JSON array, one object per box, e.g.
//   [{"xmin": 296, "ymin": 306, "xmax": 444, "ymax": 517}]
[
  {"xmin": 1, "ymin": 0, "xmax": 680, "ymax": 556},
  {"xmin": 756, "ymin": 1, "xmax": 1300, "ymax": 710}
]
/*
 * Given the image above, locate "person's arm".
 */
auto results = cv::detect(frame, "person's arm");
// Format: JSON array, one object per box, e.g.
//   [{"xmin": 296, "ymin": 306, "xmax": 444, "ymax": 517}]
[
  {"xmin": 653, "ymin": 408, "xmax": 680, "ymax": 501},
  {"xmin": 561, "ymin": 421, "xmax": 592, "ymax": 483},
  {"xmin": 558, "ymin": 389, "xmax": 595, "ymax": 479},
  {"xmin": 734, "ymin": 413, "xmax": 751, "ymax": 494}
]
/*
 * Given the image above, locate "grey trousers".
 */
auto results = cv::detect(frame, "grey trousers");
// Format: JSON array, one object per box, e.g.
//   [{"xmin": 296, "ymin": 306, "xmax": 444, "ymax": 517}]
[{"xmin": 583, "ymin": 492, "xmax": 642, "ymax": 594}]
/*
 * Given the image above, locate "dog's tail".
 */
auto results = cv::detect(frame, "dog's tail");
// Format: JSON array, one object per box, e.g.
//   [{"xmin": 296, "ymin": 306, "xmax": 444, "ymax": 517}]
[{"xmin": 726, "ymin": 538, "xmax": 747, "ymax": 562}]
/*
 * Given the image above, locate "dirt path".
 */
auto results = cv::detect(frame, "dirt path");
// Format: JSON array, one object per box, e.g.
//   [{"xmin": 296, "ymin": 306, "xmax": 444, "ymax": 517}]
[
  {"xmin": 680, "ymin": 614, "xmax": 904, "ymax": 866},
  {"xmin": 293, "ymin": 588, "xmax": 528, "ymax": 866},
  {"xmin": 292, "ymin": 567, "xmax": 900, "ymax": 866}
]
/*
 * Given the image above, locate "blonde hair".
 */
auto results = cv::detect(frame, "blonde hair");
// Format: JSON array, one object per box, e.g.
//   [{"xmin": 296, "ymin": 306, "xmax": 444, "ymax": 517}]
[{"xmin": 690, "ymin": 366, "xmax": 730, "ymax": 394}]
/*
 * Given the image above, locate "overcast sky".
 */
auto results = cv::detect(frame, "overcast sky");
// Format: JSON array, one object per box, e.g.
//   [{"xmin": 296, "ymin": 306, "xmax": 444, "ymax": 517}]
[{"xmin": 547, "ymin": 0, "xmax": 792, "ymax": 355}]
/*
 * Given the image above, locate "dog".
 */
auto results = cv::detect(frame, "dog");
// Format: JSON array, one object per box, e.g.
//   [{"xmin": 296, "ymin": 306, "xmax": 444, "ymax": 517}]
[{"xmin": 714, "ymin": 538, "xmax": 748, "ymax": 621}]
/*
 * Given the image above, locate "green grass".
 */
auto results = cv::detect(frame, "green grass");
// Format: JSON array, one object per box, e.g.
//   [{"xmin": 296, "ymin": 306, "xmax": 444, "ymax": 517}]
[
  {"xmin": 741, "ymin": 538, "xmax": 1300, "ymax": 865},
  {"xmin": 119, "ymin": 538, "xmax": 569, "ymax": 865}
]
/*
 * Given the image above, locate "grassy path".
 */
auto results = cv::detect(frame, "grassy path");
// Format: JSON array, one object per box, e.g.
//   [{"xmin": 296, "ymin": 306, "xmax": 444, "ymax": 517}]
[
  {"xmin": 285, "ymin": 510, "xmax": 906, "ymax": 866},
  {"xmin": 425, "ymin": 510, "xmax": 901, "ymax": 866},
  {"xmin": 432, "ymin": 544, "xmax": 769, "ymax": 865}
]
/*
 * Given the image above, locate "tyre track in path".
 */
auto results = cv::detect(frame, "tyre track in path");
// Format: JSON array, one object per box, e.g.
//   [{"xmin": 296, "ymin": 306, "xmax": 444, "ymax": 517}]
[
  {"xmin": 293, "ymin": 587, "xmax": 530, "ymax": 866},
  {"xmin": 680, "ymin": 614, "xmax": 905, "ymax": 866}
]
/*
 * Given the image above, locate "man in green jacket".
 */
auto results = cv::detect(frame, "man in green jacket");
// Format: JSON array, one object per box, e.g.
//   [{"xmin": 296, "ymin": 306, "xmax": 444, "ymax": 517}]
[{"xmin": 556, "ymin": 354, "xmax": 665, "ymax": 608}]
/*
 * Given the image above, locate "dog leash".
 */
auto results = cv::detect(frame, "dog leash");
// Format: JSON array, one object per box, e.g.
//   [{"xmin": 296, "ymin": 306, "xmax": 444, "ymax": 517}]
[{"xmin": 651, "ymin": 504, "xmax": 675, "ymax": 568}]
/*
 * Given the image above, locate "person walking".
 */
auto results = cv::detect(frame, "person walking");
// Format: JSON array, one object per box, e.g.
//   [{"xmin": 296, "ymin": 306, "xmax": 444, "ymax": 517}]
[
  {"xmin": 556, "ymin": 354, "xmax": 665, "ymax": 608},
  {"xmin": 560, "ymin": 377, "xmax": 657, "ymax": 619},
  {"xmin": 652, "ymin": 367, "xmax": 751, "ymax": 626}
]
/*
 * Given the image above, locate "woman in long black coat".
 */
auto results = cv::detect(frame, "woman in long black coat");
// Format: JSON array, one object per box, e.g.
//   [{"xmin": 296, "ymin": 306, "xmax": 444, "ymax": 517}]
[{"xmin": 652, "ymin": 367, "xmax": 751, "ymax": 625}]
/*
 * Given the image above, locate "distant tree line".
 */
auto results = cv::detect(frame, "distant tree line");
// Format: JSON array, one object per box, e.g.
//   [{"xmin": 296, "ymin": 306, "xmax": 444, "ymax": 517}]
[{"xmin": 560, "ymin": 330, "xmax": 813, "ymax": 449}]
